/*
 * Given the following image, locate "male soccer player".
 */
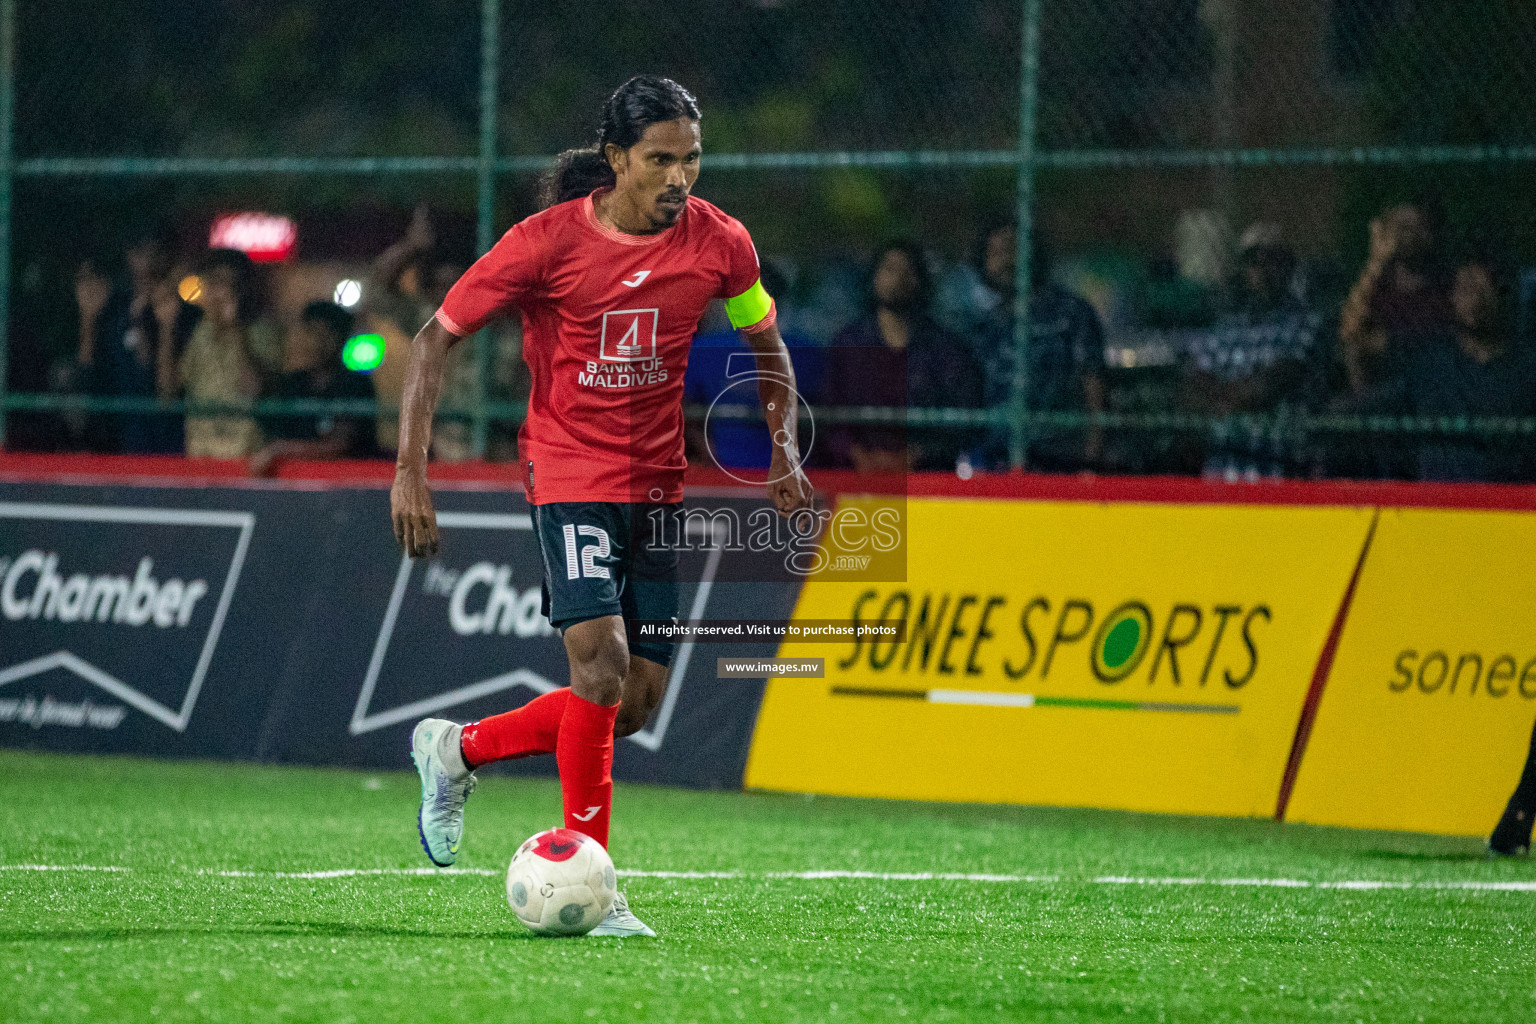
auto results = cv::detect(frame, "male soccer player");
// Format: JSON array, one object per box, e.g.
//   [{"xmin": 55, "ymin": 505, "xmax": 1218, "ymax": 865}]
[{"xmin": 392, "ymin": 76, "xmax": 814, "ymax": 937}]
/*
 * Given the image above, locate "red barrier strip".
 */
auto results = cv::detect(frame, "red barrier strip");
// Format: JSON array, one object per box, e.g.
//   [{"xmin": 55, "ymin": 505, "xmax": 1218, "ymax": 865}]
[
  {"xmin": 834, "ymin": 470, "xmax": 1536, "ymax": 510},
  {"xmin": 1273, "ymin": 509, "xmax": 1381, "ymax": 821},
  {"xmin": 0, "ymin": 453, "xmax": 525, "ymax": 491},
  {"xmin": 4, "ymin": 453, "xmax": 1536, "ymax": 510}
]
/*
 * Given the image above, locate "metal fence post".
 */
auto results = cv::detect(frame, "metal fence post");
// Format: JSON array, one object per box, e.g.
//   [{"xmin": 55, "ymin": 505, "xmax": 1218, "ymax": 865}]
[
  {"xmin": 470, "ymin": 0, "xmax": 500, "ymax": 459},
  {"xmin": 0, "ymin": 0, "xmax": 14, "ymax": 450},
  {"xmin": 1007, "ymin": 0, "xmax": 1042, "ymax": 470}
]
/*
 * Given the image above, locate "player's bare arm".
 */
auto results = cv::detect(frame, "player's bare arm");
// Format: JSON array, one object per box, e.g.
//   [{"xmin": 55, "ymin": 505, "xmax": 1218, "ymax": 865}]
[
  {"xmin": 744, "ymin": 324, "xmax": 814, "ymax": 515},
  {"xmin": 390, "ymin": 317, "xmax": 455, "ymax": 558}
]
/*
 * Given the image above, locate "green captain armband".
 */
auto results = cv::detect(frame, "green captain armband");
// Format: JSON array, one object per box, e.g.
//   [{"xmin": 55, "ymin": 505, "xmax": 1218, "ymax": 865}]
[{"xmin": 725, "ymin": 278, "xmax": 774, "ymax": 330}]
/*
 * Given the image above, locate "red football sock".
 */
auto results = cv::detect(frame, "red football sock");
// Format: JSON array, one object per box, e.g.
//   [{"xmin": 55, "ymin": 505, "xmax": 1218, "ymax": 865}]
[
  {"xmin": 460, "ymin": 688, "xmax": 570, "ymax": 768},
  {"xmin": 556, "ymin": 691, "xmax": 619, "ymax": 848}
]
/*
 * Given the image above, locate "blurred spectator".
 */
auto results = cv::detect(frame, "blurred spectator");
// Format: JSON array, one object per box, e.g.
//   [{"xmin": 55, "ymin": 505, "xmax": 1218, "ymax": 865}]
[
  {"xmin": 934, "ymin": 217, "xmax": 1008, "ymax": 337},
  {"xmin": 792, "ymin": 258, "xmax": 866, "ymax": 345},
  {"xmin": 737, "ymin": 255, "xmax": 837, "ymax": 345},
  {"xmin": 366, "ymin": 206, "xmax": 471, "ymax": 460},
  {"xmin": 174, "ymin": 249, "xmax": 282, "ymax": 459},
  {"xmin": 365, "ymin": 206, "xmax": 528, "ymax": 461},
  {"xmin": 1183, "ymin": 223, "xmax": 1320, "ymax": 481},
  {"xmin": 249, "ymin": 301, "xmax": 376, "ymax": 476},
  {"xmin": 1338, "ymin": 201, "xmax": 1453, "ymax": 396},
  {"xmin": 74, "ymin": 225, "xmax": 199, "ymax": 453},
  {"xmin": 683, "ymin": 262, "xmax": 825, "ymax": 473},
  {"xmin": 1349, "ymin": 250, "xmax": 1535, "ymax": 482},
  {"xmin": 969, "ymin": 224, "xmax": 1106, "ymax": 472},
  {"xmin": 823, "ymin": 242, "xmax": 981, "ymax": 473}
]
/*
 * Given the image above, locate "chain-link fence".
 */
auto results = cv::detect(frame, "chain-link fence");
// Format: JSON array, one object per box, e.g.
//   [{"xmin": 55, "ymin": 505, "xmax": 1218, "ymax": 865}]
[{"xmin": 3, "ymin": 0, "xmax": 1535, "ymax": 478}]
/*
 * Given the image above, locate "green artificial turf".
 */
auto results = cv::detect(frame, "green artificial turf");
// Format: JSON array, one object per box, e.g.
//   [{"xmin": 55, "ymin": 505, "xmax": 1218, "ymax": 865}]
[{"xmin": 1, "ymin": 750, "xmax": 1533, "ymax": 1023}]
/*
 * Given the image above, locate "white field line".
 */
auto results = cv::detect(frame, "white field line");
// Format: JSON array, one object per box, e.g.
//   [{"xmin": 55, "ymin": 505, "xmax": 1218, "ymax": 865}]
[
  {"xmin": 204, "ymin": 867, "xmax": 499, "ymax": 879},
  {"xmin": 4, "ymin": 865, "xmax": 1536, "ymax": 891},
  {"xmin": 0, "ymin": 864, "xmax": 131, "ymax": 872}
]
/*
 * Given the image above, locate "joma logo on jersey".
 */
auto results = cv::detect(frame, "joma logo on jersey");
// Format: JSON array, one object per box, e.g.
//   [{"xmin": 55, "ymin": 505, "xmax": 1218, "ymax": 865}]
[{"xmin": 599, "ymin": 308, "xmax": 659, "ymax": 362}]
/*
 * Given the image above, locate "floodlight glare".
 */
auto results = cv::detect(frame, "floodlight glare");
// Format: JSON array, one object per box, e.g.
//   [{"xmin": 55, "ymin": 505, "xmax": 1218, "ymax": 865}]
[{"xmin": 334, "ymin": 279, "xmax": 362, "ymax": 307}]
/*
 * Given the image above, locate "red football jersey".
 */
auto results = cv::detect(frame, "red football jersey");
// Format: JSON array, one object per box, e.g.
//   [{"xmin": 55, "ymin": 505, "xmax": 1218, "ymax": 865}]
[{"xmin": 435, "ymin": 190, "xmax": 775, "ymax": 504}]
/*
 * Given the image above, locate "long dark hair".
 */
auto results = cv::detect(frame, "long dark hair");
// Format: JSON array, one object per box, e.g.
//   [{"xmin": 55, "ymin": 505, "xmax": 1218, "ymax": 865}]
[{"xmin": 538, "ymin": 75, "xmax": 700, "ymax": 209}]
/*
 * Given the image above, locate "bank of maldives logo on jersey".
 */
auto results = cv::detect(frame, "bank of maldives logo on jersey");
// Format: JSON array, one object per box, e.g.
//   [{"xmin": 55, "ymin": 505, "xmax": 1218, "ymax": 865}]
[{"xmin": 599, "ymin": 308, "xmax": 659, "ymax": 362}]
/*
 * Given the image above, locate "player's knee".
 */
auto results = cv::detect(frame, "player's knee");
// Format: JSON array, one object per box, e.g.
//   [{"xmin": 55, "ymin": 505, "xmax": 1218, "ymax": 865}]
[
  {"xmin": 564, "ymin": 620, "xmax": 629, "ymax": 706},
  {"xmin": 572, "ymin": 654, "xmax": 626, "ymax": 707}
]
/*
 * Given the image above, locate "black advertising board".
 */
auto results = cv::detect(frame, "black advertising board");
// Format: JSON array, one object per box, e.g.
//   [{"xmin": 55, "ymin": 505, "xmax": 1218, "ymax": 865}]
[{"xmin": 0, "ymin": 481, "xmax": 800, "ymax": 789}]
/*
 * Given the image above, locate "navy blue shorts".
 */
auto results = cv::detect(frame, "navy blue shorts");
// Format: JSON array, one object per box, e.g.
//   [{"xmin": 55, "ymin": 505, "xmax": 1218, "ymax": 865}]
[{"xmin": 534, "ymin": 501, "xmax": 679, "ymax": 667}]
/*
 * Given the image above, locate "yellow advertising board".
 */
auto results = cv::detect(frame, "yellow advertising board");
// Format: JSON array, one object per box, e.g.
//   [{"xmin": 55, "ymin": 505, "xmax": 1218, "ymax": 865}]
[
  {"xmin": 746, "ymin": 497, "xmax": 1374, "ymax": 818},
  {"xmin": 1286, "ymin": 508, "xmax": 1536, "ymax": 836}
]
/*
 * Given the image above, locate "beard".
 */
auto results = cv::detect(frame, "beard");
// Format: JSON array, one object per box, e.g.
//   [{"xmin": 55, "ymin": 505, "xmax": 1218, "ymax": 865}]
[{"xmin": 652, "ymin": 190, "xmax": 688, "ymax": 227}]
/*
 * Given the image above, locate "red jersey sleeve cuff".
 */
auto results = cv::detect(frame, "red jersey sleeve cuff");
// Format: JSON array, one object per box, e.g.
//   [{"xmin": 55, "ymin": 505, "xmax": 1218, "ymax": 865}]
[
  {"xmin": 435, "ymin": 308, "xmax": 470, "ymax": 337},
  {"xmin": 739, "ymin": 299, "xmax": 778, "ymax": 335}
]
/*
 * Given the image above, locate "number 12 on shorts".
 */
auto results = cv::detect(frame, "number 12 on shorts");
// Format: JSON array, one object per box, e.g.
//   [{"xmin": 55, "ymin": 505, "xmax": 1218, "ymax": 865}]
[{"xmin": 563, "ymin": 524, "xmax": 612, "ymax": 580}]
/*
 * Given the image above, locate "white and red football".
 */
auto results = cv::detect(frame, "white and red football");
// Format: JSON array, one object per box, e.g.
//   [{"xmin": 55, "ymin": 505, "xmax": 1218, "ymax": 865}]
[{"xmin": 505, "ymin": 827, "xmax": 617, "ymax": 936}]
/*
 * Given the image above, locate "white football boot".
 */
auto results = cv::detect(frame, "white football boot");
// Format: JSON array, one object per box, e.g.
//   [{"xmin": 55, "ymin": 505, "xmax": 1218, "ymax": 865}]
[
  {"xmin": 411, "ymin": 718, "xmax": 476, "ymax": 867},
  {"xmin": 588, "ymin": 890, "xmax": 657, "ymax": 938}
]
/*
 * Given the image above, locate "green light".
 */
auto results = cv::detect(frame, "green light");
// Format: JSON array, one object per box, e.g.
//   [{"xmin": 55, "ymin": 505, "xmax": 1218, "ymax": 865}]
[{"xmin": 342, "ymin": 333, "xmax": 385, "ymax": 372}]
